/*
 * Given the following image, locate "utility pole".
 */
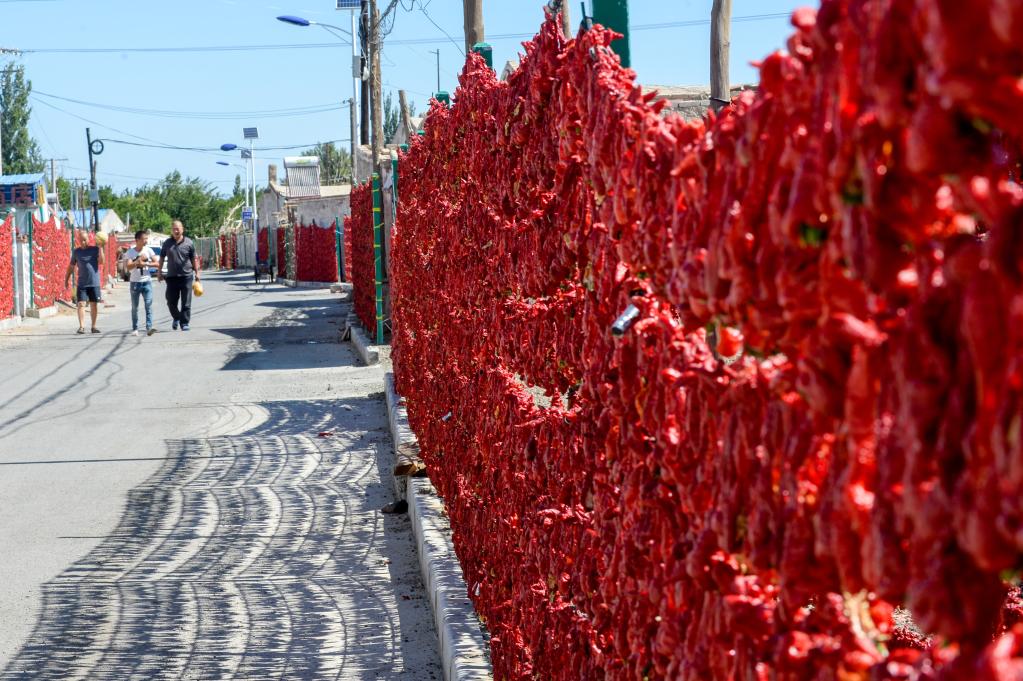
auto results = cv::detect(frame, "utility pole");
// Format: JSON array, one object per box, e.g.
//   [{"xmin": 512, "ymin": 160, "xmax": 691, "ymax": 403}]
[
  {"xmin": 710, "ymin": 0, "xmax": 732, "ymax": 113},
  {"xmin": 350, "ymin": 97, "xmax": 358, "ymax": 183},
  {"xmin": 368, "ymin": 0, "xmax": 384, "ymax": 170},
  {"xmin": 462, "ymin": 0, "xmax": 484, "ymax": 56},
  {"xmin": 360, "ymin": 0, "xmax": 370, "ymax": 147},
  {"xmin": 429, "ymin": 49, "xmax": 440, "ymax": 92},
  {"xmin": 86, "ymin": 128, "xmax": 101, "ymax": 232},
  {"xmin": 349, "ymin": 4, "xmax": 359, "ymax": 182},
  {"xmin": 45, "ymin": 158, "xmax": 67, "ymax": 208}
]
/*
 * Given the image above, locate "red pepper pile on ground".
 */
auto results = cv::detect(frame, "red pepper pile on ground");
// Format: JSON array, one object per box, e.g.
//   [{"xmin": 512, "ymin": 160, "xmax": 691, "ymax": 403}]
[
  {"xmin": 0, "ymin": 216, "xmax": 14, "ymax": 319},
  {"xmin": 391, "ymin": 3, "xmax": 1023, "ymax": 679},
  {"xmin": 347, "ymin": 182, "xmax": 376, "ymax": 332},
  {"xmin": 30, "ymin": 215, "xmax": 70, "ymax": 308},
  {"xmin": 293, "ymin": 223, "xmax": 339, "ymax": 283}
]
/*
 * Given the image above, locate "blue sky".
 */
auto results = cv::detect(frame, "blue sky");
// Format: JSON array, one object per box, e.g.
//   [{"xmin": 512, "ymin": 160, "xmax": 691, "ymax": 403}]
[{"xmin": 0, "ymin": 0, "xmax": 805, "ymax": 195}]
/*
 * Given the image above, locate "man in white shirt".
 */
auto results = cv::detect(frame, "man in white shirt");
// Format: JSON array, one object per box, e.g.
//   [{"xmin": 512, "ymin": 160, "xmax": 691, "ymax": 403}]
[{"xmin": 122, "ymin": 230, "xmax": 159, "ymax": 337}]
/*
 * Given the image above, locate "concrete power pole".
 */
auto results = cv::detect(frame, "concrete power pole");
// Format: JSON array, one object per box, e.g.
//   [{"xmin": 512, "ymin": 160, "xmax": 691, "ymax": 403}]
[
  {"xmin": 368, "ymin": 0, "xmax": 384, "ymax": 170},
  {"xmin": 350, "ymin": 97, "xmax": 358, "ymax": 182},
  {"xmin": 710, "ymin": 0, "xmax": 732, "ymax": 113},
  {"xmin": 462, "ymin": 0, "xmax": 484, "ymax": 56}
]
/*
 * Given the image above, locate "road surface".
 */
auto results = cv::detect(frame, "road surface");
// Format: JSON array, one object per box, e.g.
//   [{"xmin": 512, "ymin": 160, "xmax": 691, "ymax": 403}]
[{"xmin": 0, "ymin": 271, "xmax": 441, "ymax": 680}]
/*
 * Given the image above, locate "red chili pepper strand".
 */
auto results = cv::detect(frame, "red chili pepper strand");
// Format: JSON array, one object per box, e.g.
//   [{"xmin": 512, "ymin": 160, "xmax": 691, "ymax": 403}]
[{"xmin": 385, "ymin": 5, "xmax": 1023, "ymax": 679}]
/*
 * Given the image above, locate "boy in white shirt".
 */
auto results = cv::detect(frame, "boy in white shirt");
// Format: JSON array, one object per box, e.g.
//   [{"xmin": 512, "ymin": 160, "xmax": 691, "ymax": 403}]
[{"xmin": 122, "ymin": 229, "xmax": 159, "ymax": 336}]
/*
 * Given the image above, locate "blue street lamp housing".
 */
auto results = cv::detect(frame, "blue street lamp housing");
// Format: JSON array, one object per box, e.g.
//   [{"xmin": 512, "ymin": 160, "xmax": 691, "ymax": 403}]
[{"xmin": 277, "ymin": 15, "xmax": 311, "ymax": 27}]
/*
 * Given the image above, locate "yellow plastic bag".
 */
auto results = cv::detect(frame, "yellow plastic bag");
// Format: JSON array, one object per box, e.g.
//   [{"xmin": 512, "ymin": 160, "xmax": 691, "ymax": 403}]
[{"xmin": 192, "ymin": 280, "xmax": 204, "ymax": 297}]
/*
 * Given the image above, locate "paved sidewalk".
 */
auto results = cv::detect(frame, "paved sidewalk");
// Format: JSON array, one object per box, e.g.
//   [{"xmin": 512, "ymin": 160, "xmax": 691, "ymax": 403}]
[{"xmin": 0, "ymin": 272, "xmax": 441, "ymax": 680}]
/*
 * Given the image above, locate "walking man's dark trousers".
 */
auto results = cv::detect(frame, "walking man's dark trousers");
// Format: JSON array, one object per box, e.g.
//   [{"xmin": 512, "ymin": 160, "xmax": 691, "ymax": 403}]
[{"xmin": 165, "ymin": 275, "xmax": 193, "ymax": 326}]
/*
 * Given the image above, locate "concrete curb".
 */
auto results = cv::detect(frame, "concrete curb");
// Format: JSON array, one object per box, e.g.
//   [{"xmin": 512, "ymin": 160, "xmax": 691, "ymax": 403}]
[
  {"xmin": 276, "ymin": 277, "xmax": 338, "ymax": 289},
  {"xmin": 25, "ymin": 305, "xmax": 57, "ymax": 319},
  {"xmin": 344, "ymin": 313, "xmax": 380, "ymax": 366},
  {"xmin": 384, "ymin": 373, "xmax": 412, "ymax": 500},
  {"xmin": 383, "ymin": 374, "xmax": 493, "ymax": 681},
  {"xmin": 0, "ymin": 315, "xmax": 21, "ymax": 331}
]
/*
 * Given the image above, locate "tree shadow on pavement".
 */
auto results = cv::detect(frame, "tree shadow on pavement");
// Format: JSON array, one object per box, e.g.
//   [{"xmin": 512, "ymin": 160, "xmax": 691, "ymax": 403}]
[
  {"xmin": 212, "ymin": 295, "xmax": 354, "ymax": 372},
  {"xmin": 0, "ymin": 398, "xmax": 442, "ymax": 680}
]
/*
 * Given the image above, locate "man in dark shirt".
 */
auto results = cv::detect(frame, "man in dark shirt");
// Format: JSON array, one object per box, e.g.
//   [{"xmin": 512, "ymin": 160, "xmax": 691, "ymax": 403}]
[
  {"xmin": 64, "ymin": 229, "xmax": 105, "ymax": 334},
  {"xmin": 158, "ymin": 220, "xmax": 201, "ymax": 331}
]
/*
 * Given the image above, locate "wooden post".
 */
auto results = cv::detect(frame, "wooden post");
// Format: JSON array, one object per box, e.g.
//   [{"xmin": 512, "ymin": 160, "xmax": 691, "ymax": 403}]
[
  {"xmin": 559, "ymin": 2, "xmax": 572, "ymax": 36},
  {"xmin": 710, "ymin": 0, "xmax": 732, "ymax": 113},
  {"xmin": 398, "ymin": 90, "xmax": 414, "ymax": 140},
  {"xmin": 369, "ymin": 0, "xmax": 384, "ymax": 171},
  {"xmin": 462, "ymin": 0, "xmax": 484, "ymax": 56},
  {"xmin": 548, "ymin": 0, "xmax": 572, "ymax": 37}
]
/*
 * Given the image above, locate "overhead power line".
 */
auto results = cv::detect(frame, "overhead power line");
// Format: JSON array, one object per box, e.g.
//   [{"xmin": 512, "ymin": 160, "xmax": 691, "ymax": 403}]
[
  {"xmin": 33, "ymin": 96, "xmax": 349, "ymax": 156},
  {"xmin": 33, "ymin": 90, "xmax": 347, "ymax": 120},
  {"xmin": 14, "ymin": 13, "xmax": 794, "ymax": 55},
  {"xmin": 101, "ymin": 138, "xmax": 351, "ymax": 152}
]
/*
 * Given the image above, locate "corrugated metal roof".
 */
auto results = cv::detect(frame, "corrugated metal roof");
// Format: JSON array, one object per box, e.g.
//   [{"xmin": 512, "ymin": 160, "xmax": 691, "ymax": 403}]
[{"xmin": 0, "ymin": 173, "xmax": 45, "ymax": 186}]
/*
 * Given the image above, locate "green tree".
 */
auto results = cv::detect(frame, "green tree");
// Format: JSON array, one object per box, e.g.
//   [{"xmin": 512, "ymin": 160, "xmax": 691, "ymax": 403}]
[
  {"xmin": 233, "ymin": 174, "xmax": 244, "ymax": 200},
  {"xmin": 73, "ymin": 171, "xmax": 235, "ymax": 236},
  {"xmin": 0, "ymin": 63, "xmax": 44, "ymax": 174},
  {"xmin": 299, "ymin": 142, "xmax": 353, "ymax": 185}
]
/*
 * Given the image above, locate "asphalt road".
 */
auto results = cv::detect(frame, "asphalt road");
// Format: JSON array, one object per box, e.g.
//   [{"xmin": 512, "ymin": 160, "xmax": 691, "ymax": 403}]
[{"xmin": 0, "ymin": 271, "xmax": 441, "ymax": 680}]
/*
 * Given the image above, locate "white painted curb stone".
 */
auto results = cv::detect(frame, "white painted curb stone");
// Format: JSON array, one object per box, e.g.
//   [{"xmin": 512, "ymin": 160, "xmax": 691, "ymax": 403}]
[
  {"xmin": 384, "ymin": 373, "xmax": 493, "ymax": 681},
  {"xmin": 0, "ymin": 315, "xmax": 21, "ymax": 331},
  {"xmin": 25, "ymin": 305, "xmax": 57, "ymax": 319}
]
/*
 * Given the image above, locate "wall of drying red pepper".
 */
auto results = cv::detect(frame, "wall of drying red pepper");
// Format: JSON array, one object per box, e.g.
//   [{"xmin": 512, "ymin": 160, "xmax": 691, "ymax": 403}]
[
  {"xmin": 217, "ymin": 235, "xmax": 227, "ymax": 269},
  {"xmin": 343, "ymin": 215, "xmax": 353, "ymax": 283},
  {"xmin": 347, "ymin": 182, "xmax": 375, "ymax": 332},
  {"xmin": 293, "ymin": 223, "xmax": 339, "ymax": 283},
  {"xmin": 0, "ymin": 215, "xmax": 14, "ymax": 319},
  {"xmin": 258, "ymin": 228, "xmax": 269, "ymax": 264},
  {"xmin": 391, "ymin": 4, "xmax": 1023, "ymax": 679},
  {"xmin": 274, "ymin": 228, "xmax": 286, "ymax": 276},
  {"xmin": 31, "ymin": 215, "xmax": 69, "ymax": 308},
  {"xmin": 103, "ymin": 234, "xmax": 117, "ymax": 288}
]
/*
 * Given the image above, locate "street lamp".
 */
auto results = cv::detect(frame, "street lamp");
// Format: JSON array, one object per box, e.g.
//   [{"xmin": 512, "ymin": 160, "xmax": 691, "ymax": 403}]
[
  {"xmin": 277, "ymin": 12, "xmax": 360, "ymax": 182},
  {"xmin": 216, "ymin": 160, "xmax": 248, "ymax": 204},
  {"xmin": 221, "ymin": 129, "xmax": 259, "ymax": 266}
]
